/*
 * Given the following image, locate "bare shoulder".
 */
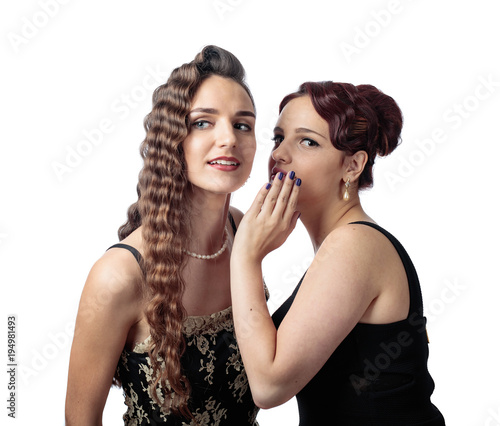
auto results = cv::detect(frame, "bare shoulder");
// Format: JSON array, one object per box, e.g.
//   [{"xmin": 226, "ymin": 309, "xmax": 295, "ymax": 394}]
[
  {"xmin": 317, "ymin": 221, "xmax": 375, "ymax": 255},
  {"xmin": 80, "ymin": 246, "xmax": 143, "ymax": 318},
  {"xmin": 311, "ymin": 222, "xmax": 397, "ymax": 281},
  {"xmin": 229, "ymin": 206, "xmax": 244, "ymax": 227},
  {"xmin": 322, "ymin": 222, "xmax": 392, "ymax": 254},
  {"xmin": 312, "ymin": 222, "xmax": 409, "ymax": 316},
  {"xmin": 91, "ymin": 226, "xmax": 144, "ymax": 302}
]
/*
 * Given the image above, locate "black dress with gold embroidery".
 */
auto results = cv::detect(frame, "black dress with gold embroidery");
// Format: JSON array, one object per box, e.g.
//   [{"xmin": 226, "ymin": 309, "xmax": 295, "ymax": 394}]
[
  {"xmin": 116, "ymin": 306, "xmax": 259, "ymax": 425},
  {"xmin": 109, "ymin": 214, "xmax": 259, "ymax": 425}
]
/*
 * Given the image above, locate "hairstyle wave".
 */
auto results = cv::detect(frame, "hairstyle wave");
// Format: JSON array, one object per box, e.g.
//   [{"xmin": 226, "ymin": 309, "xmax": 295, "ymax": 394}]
[{"xmin": 117, "ymin": 45, "xmax": 253, "ymax": 419}]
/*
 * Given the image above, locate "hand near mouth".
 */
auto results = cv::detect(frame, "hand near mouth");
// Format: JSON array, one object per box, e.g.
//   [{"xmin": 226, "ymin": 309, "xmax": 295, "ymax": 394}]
[
  {"xmin": 232, "ymin": 171, "xmax": 301, "ymax": 262},
  {"xmin": 270, "ymin": 166, "xmax": 287, "ymax": 181}
]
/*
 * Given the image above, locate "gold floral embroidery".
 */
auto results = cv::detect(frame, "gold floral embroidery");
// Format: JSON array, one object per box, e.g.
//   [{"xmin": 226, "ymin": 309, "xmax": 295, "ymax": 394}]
[
  {"xmin": 123, "ymin": 384, "xmax": 150, "ymax": 425},
  {"xmin": 118, "ymin": 306, "xmax": 259, "ymax": 425},
  {"xmin": 184, "ymin": 396, "xmax": 228, "ymax": 426},
  {"xmin": 189, "ymin": 334, "xmax": 216, "ymax": 384},
  {"xmin": 183, "ymin": 307, "xmax": 233, "ymax": 337},
  {"xmin": 226, "ymin": 342, "xmax": 249, "ymax": 403}
]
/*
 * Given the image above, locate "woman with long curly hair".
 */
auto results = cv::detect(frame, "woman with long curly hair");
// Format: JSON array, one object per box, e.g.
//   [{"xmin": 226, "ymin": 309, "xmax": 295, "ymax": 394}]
[
  {"xmin": 230, "ymin": 82, "xmax": 445, "ymax": 425},
  {"xmin": 66, "ymin": 45, "xmax": 260, "ymax": 425}
]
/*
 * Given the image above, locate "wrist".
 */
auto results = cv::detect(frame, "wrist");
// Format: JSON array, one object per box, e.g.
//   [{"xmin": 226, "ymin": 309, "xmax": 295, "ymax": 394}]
[{"xmin": 231, "ymin": 243, "xmax": 264, "ymax": 266}]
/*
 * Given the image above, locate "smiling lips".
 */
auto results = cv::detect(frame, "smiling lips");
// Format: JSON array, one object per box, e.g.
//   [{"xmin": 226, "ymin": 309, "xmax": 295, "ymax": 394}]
[{"xmin": 208, "ymin": 156, "xmax": 241, "ymax": 171}]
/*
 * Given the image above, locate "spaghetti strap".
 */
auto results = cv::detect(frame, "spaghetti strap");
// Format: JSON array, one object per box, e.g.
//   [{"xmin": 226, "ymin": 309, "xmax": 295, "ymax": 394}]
[
  {"xmin": 228, "ymin": 211, "xmax": 237, "ymax": 236},
  {"xmin": 107, "ymin": 243, "xmax": 143, "ymax": 265},
  {"xmin": 349, "ymin": 221, "xmax": 424, "ymax": 316}
]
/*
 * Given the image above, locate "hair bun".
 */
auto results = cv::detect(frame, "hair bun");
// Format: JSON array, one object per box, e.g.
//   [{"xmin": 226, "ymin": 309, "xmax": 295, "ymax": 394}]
[
  {"xmin": 197, "ymin": 45, "xmax": 246, "ymax": 82},
  {"xmin": 356, "ymin": 84, "xmax": 402, "ymax": 157}
]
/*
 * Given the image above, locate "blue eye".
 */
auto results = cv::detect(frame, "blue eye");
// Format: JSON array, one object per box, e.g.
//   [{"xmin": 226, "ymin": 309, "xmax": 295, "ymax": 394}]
[
  {"xmin": 193, "ymin": 120, "xmax": 210, "ymax": 129},
  {"xmin": 300, "ymin": 138, "xmax": 319, "ymax": 147}
]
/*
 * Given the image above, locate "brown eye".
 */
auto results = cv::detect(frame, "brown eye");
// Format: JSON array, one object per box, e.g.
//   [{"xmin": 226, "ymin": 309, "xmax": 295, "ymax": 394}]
[
  {"xmin": 271, "ymin": 135, "xmax": 284, "ymax": 146},
  {"xmin": 235, "ymin": 123, "xmax": 252, "ymax": 131},
  {"xmin": 300, "ymin": 138, "xmax": 319, "ymax": 147}
]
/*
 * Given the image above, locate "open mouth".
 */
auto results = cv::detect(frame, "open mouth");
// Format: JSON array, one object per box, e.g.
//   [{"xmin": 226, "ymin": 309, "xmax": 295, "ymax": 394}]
[
  {"xmin": 208, "ymin": 159, "xmax": 240, "ymax": 166},
  {"xmin": 208, "ymin": 157, "xmax": 241, "ymax": 171}
]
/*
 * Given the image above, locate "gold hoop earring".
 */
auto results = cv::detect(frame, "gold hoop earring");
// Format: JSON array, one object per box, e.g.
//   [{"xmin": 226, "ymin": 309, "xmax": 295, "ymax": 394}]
[{"xmin": 343, "ymin": 178, "xmax": 350, "ymax": 201}]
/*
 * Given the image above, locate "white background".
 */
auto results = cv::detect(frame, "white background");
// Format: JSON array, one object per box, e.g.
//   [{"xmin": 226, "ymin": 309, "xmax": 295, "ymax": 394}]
[{"xmin": 1, "ymin": 1, "xmax": 499, "ymax": 424}]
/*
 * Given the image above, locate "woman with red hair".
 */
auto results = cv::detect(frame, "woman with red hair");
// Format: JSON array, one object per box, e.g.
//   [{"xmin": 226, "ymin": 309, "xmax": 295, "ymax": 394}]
[{"xmin": 230, "ymin": 82, "xmax": 445, "ymax": 425}]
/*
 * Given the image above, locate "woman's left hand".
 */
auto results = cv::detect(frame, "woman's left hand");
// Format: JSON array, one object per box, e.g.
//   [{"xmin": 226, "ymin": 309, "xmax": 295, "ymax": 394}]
[{"xmin": 233, "ymin": 171, "xmax": 301, "ymax": 262}]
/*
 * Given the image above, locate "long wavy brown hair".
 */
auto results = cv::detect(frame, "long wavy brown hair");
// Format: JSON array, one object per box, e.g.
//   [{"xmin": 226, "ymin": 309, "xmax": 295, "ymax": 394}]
[{"xmin": 117, "ymin": 45, "xmax": 254, "ymax": 419}]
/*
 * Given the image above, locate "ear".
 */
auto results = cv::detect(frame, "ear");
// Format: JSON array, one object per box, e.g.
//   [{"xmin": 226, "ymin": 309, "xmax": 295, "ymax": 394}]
[{"xmin": 343, "ymin": 150, "xmax": 368, "ymax": 184}]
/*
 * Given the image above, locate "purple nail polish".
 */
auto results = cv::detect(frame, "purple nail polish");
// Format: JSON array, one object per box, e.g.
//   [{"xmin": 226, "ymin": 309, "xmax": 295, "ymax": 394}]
[
  {"xmin": 278, "ymin": 172, "xmax": 284, "ymax": 180},
  {"xmin": 289, "ymin": 171, "xmax": 295, "ymax": 180},
  {"xmin": 295, "ymin": 178, "xmax": 302, "ymax": 187},
  {"xmin": 265, "ymin": 183, "xmax": 271, "ymax": 190}
]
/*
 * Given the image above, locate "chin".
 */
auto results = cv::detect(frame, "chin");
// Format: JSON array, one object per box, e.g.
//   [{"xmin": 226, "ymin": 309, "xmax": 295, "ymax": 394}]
[{"xmin": 193, "ymin": 179, "xmax": 247, "ymax": 195}]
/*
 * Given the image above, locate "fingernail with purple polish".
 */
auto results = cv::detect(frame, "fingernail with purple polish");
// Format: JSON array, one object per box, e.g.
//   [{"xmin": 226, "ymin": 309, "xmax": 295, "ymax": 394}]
[
  {"xmin": 295, "ymin": 178, "xmax": 302, "ymax": 187},
  {"xmin": 265, "ymin": 183, "xmax": 271, "ymax": 190},
  {"xmin": 289, "ymin": 171, "xmax": 295, "ymax": 180},
  {"xmin": 278, "ymin": 172, "xmax": 284, "ymax": 180}
]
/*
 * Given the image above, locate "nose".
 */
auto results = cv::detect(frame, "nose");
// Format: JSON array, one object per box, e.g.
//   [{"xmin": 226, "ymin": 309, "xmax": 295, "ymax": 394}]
[
  {"xmin": 271, "ymin": 140, "xmax": 291, "ymax": 164},
  {"xmin": 268, "ymin": 139, "xmax": 291, "ymax": 178},
  {"xmin": 215, "ymin": 120, "xmax": 237, "ymax": 148}
]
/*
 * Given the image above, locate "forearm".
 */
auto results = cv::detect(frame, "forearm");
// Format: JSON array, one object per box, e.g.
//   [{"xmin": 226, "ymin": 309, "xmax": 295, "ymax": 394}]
[
  {"xmin": 230, "ymin": 175, "xmax": 302, "ymax": 407},
  {"xmin": 65, "ymin": 344, "xmax": 111, "ymax": 425},
  {"xmin": 230, "ymin": 253, "xmax": 287, "ymax": 407},
  {"xmin": 65, "ymin": 380, "xmax": 105, "ymax": 426}
]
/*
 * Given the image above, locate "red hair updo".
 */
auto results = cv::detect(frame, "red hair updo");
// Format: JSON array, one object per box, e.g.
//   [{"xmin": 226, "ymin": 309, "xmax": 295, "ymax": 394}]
[{"xmin": 279, "ymin": 82, "xmax": 403, "ymax": 189}]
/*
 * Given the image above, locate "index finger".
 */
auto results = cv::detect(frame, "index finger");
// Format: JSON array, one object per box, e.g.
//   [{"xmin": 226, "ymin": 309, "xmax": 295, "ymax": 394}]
[
  {"xmin": 272, "ymin": 171, "xmax": 297, "ymax": 218},
  {"xmin": 246, "ymin": 182, "xmax": 273, "ymax": 218}
]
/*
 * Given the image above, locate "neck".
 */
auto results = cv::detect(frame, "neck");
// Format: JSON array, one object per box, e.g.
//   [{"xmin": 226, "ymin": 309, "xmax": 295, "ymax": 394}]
[
  {"xmin": 299, "ymin": 194, "xmax": 371, "ymax": 252},
  {"xmin": 187, "ymin": 187, "xmax": 231, "ymax": 254}
]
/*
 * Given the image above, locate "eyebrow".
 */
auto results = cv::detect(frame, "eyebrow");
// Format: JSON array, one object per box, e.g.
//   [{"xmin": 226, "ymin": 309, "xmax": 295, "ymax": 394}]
[
  {"xmin": 190, "ymin": 107, "xmax": 255, "ymax": 118},
  {"xmin": 273, "ymin": 126, "xmax": 327, "ymax": 139}
]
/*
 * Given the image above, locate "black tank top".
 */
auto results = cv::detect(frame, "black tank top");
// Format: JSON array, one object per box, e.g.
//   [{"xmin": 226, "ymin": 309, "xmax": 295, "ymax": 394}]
[{"xmin": 272, "ymin": 221, "xmax": 445, "ymax": 425}]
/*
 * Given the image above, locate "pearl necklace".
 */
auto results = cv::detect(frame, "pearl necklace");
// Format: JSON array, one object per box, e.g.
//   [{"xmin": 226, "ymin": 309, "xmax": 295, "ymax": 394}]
[{"xmin": 184, "ymin": 227, "xmax": 229, "ymax": 260}]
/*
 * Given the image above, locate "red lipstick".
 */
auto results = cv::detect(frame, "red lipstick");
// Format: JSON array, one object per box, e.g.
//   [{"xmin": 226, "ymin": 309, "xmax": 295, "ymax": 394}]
[{"xmin": 208, "ymin": 156, "xmax": 241, "ymax": 171}]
